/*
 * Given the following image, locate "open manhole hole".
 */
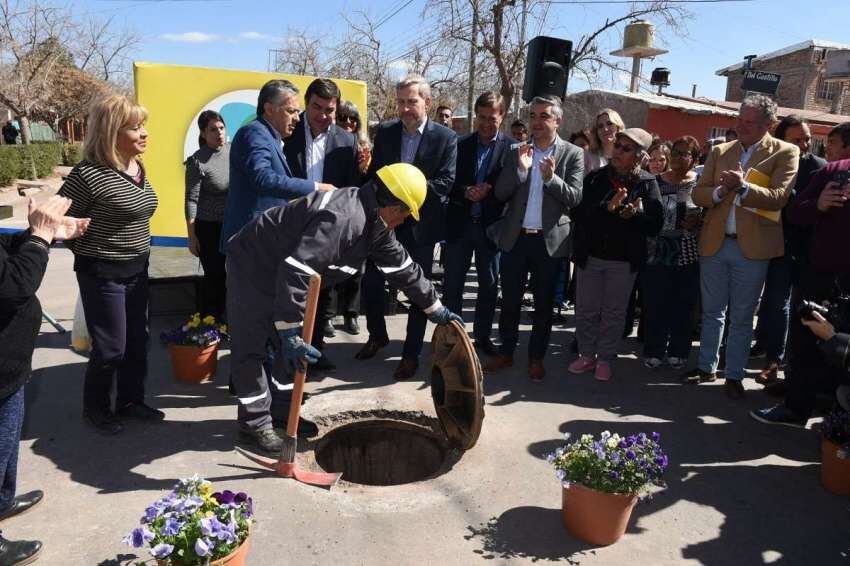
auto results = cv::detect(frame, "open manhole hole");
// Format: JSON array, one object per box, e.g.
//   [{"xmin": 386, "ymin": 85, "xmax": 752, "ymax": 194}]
[{"xmin": 315, "ymin": 419, "xmax": 449, "ymax": 486}]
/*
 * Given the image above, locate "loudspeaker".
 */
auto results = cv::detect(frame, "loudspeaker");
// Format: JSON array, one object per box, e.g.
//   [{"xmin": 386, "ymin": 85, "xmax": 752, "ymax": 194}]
[{"xmin": 522, "ymin": 36, "xmax": 573, "ymax": 103}]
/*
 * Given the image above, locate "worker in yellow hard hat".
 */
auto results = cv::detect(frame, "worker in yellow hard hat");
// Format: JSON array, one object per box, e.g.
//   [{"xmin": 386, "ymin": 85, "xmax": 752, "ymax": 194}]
[{"xmin": 224, "ymin": 163, "xmax": 462, "ymax": 454}]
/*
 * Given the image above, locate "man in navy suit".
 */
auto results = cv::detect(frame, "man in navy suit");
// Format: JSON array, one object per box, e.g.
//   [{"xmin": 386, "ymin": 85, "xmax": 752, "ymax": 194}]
[
  {"xmin": 443, "ymin": 91, "xmax": 514, "ymax": 357},
  {"xmin": 222, "ymin": 79, "xmax": 335, "ymax": 451},
  {"xmin": 283, "ymin": 78, "xmax": 361, "ymax": 368},
  {"xmin": 356, "ymin": 74, "xmax": 457, "ymax": 381},
  {"xmin": 220, "ymin": 79, "xmax": 335, "ymax": 252}
]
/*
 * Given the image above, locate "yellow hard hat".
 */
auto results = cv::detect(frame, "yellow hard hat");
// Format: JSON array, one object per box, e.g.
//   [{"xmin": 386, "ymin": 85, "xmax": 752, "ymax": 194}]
[{"xmin": 376, "ymin": 163, "xmax": 427, "ymax": 221}]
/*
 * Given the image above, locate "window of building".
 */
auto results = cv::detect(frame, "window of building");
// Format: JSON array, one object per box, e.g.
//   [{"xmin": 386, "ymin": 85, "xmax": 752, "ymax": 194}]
[
  {"xmin": 816, "ymin": 74, "xmax": 837, "ymax": 101},
  {"xmin": 709, "ymin": 127, "xmax": 727, "ymax": 140}
]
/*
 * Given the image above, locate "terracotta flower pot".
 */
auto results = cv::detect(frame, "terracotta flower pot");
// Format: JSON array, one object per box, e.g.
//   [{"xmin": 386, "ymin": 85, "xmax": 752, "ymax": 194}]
[
  {"xmin": 156, "ymin": 535, "xmax": 250, "ymax": 566},
  {"xmin": 168, "ymin": 342, "xmax": 219, "ymax": 383},
  {"xmin": 561, "ymin": 483, "xmax": 638, "ymax": 546},
  {"xmin": 821, "ymin": 438, "xmax": 850, "ymax": 496}
]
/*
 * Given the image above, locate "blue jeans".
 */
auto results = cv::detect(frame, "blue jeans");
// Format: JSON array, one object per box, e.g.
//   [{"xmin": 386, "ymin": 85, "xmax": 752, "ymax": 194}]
[
  {"xmin": 0, "ymin": 387, "xmax": 24, "ymax": 512},
  {"xmin": 642, "ymin": 263, "xmax": 700, "ymax": 360},
  {"xmin": 442, "ymin": 221, "xmax": 499, "ymax": 343},
  {"xmin": 697, "ymin": 238, "xmax": 769, "ymax": 380},
  {"xmin": 753, "ymin": 253, "xmax": 793, "ymax": 363}
]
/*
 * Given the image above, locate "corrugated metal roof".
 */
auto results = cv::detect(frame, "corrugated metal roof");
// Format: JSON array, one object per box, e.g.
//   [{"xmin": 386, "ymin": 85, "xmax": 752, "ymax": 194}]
[
  {"xmin": 715, "ymin": 39, "xmax": 850, "ymax": 75},
  {"xmin": 568, "ymin": 89, "xmax": 739, "ymax": 117},
  {"xmin": 567, "ymin": 89, "xmax": 849, "ymax": 124}
]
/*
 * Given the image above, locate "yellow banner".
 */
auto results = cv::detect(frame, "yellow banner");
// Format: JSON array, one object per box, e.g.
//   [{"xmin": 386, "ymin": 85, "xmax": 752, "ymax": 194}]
[{"xmin": 134, "ymin": 62, "xmax": 368, "ymax": 244}]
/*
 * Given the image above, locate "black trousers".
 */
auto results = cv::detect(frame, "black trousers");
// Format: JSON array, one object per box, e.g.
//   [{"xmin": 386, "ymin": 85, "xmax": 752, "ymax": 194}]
[
  {"xmin": 785, "ymin": 269, "xmax": 848, "ymax": 419},
  {"xmin": 498, "ymin": 233, "xmax": 561, "ymax": 360},
  {"xmin": 77, "ymin": 270, "xmax": 149, "ymax": 412},
  {"xmin": 195, "ymin": 219, "xmax": 227, "ymax": 321},
  {"xmin": 0, "ymin": 386, "xmax": 24, "ymax": 513}
]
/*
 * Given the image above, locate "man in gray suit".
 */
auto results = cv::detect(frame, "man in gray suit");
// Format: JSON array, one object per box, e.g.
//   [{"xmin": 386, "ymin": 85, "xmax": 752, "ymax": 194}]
[{"xmin": 487, "ymin": 96, "xmax": 583, "ymax": 381}]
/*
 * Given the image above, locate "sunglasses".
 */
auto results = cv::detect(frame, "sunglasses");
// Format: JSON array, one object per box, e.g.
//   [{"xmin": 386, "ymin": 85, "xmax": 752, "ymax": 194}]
[
  {"xmin": 671, "ymin": 149, "xmax": 692, "ymax": 158},
  {"xmin": 613, "ymin": 142, "xmax": 637, "ymax": 153},
  {"xmin": 338, "ymin": 115, "xmax": 358, "ymax": 124}
]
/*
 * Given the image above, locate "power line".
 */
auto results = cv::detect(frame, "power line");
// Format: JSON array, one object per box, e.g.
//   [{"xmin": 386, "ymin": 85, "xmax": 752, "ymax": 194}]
[
  {"xmin": 546, "ymin": 0, "xmax": 755, "ymax": 3},
  {"xmin": 374, "ymin": 0, "xmax": 418, "ymax": 30}
]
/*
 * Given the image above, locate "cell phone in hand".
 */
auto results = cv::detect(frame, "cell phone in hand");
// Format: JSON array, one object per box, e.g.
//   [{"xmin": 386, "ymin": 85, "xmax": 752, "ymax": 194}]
[{"xmin": 833, "ymin": 170, "xmax": 850, "ymax": 189}]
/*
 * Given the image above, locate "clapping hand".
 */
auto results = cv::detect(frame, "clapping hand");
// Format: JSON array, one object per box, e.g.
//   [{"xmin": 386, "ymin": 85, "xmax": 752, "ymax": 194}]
[
  {"xmin": 539, "ymin": 155, "xmax": 555, "ymax": 183},
  {"xmin": 517, "ymin": 144, "xmax": 533, "ymax": 174},
  {"xmin": 28, "ymin": 196, "xmax": 90, "ymax": 242},
  {"xmin": 607, "ymin": 187, "xmax": 629, "ymax": 212},
  {"xmin": 718, "ymin": 163, "xmax": 744, "ymax": 196},
  {"xmin": 619, "ymin": 197, "xmax": 642, "ymax": 220}
]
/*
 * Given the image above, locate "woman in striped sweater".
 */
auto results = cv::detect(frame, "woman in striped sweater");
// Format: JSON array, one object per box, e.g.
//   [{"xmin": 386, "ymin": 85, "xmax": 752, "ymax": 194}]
[{"xmin": 59, "ymin": 94, "xmax": 161, "ymax": 435}]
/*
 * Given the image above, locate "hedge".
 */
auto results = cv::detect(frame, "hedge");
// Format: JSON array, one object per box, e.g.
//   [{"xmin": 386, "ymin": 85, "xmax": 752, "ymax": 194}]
[{"xmin": 0, "ymin": 142, "xmax": 82, "ymax": 187}]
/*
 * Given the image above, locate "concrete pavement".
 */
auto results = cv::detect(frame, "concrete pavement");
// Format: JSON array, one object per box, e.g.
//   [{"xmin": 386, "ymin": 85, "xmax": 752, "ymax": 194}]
[{"xmin": 2, "ymin": 223, "xmax": 847, "ymax": 564}]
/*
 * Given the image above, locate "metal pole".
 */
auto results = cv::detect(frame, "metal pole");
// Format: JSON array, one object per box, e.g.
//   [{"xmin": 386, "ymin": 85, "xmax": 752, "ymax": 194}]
[
  {"xmin": 692, "ymin": 84, "xmax": 697, "ymax": 97},
  {"xmin": 630, "ymin": 56, "xmax": 641, "ymax": 93},
  {"xmin": 514, "ymin": 0, "xmax": 528, "ymax": 117},
  {"xmin": 466, "ymin": 0, "xmax": 479, "ymax": 133}
]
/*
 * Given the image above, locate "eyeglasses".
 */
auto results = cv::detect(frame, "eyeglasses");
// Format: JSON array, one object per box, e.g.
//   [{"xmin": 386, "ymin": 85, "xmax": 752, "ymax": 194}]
[{"xmin": 613, "ymin": 142, "xmax": 636, "ymax": 153}]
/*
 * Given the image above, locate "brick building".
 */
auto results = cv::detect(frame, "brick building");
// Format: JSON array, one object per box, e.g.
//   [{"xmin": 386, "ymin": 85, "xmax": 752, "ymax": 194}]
[{"xmin": 716, "ymin": 39, "xmax": 850, "ymax": 115}]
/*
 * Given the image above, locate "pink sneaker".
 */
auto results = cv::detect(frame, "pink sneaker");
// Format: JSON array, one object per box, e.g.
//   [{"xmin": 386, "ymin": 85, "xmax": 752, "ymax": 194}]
[
  {"xmin": 594, "ymin": 361, "xmax": 612, "ymax": 381},
  {"xmin": 568, "ymin": 356, "xmax": 596, "ymax": 374}
]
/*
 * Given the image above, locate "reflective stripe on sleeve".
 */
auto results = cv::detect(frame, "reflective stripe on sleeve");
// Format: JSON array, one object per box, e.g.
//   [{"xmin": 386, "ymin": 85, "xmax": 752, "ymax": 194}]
[
  {"xmin": 285, "ymin": 256, "xmax": 317, "ymax": 276},
  {"xmin": 270, "ymin": 377, "xmax": 294, "ymax": 392},
  {"xmin": 318, "ymin": 190, "xmax": 333, "ymax": 210},
  {"xmin": 275, "ymin": 320, "xmax": 302, "ymax": 330},
  {"xmin": 328, "ymin": 264, "xmax": 358, "ymax": 275},
  {"xmin": 377, "ymin": 255, "xmax": 413, "ymax": 274},
  {"xmin": 423, "ymin": 299, "xmax": 443, "ymax": 314}
]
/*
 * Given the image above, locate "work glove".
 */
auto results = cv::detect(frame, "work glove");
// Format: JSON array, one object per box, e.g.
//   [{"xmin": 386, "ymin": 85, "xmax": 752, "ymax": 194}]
[
  {"xmin": 427, "ymin": 306, "xmax": 464, "ymax": 326},
  {"xmin": 277, "ymin": 327, "xmax": 322, "ymax": 375}
]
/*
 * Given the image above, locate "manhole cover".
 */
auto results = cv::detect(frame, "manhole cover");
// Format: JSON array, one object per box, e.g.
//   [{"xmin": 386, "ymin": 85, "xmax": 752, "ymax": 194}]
[{"xmin": 315, "ymin": 419, "xmax": 449, "ymax": 486}]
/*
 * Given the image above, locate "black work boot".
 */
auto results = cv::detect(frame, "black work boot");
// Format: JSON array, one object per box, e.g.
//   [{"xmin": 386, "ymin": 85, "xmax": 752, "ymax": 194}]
[
  {"xmin": 0, "ymin": 534, "xmax": 42, "ymax": 565},
  {"xmin": 238, "ymin": 426, "xmax": 283, "ymax": 454}
]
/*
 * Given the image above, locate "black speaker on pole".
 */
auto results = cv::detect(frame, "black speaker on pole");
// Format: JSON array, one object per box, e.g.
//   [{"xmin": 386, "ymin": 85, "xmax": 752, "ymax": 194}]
[{"xmin": 522, "ymin": 35, "xmax": 573, "ymax": 103}]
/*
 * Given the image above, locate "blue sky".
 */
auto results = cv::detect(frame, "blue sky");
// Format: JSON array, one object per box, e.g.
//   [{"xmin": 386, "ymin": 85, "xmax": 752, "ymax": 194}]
[{"xmin": 85, "ymin": 0, "xmax": 850, "ymax": 103}]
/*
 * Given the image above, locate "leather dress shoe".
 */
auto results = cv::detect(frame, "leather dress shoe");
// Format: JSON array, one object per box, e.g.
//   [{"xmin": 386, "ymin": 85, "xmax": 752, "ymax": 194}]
[
  {"xmin": 322, "ymin": 319, "xmax": 336, "ymax": 338},
  {"xmin": 0, "ymin": 536, "xmax": 41, "ymax": 565},
  {"xmin": 0, "ymin": 491, "xmax": 43, "ymax": 522},
  {"xmin": 528, "ymin": 359, "xmax": 545, "ymax": 382},
  {"xmin": 354, "ymin": 336, "xmax": 389, "ymax": 360},
  {"xmin": 475, "ymin": 339, "xmax": 498, "ymax": 357},
  {"xmin": 725, "ymin": 379, "xmax": 745, "ymax": 400},
  {"xmin": 485, "ymin": 354, "xmax": 513, "ymax": 373},
  {"xmin": 343, "ymin": 315, "xmax": 360, "ymax": 335},
  {"xmin": 116, "ymin": 402, "xmax": 165, "ymax": 421},
  {"xmin": 393, "ymin": 358, "xmax": 419, "ymax": 381},
  {"xmin": 756, "ymin": 361, "xmax": 780, "ymax": 386},
  {"xmin": 83, "ymin": 408, "xmax": 122, "ymax": 435}
]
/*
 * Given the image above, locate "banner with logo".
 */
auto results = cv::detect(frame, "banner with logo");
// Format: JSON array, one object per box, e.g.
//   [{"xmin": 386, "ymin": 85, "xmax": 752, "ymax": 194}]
[{"xmin": 134, "ymin": 62, "xmax": 368, "ymax": 244}]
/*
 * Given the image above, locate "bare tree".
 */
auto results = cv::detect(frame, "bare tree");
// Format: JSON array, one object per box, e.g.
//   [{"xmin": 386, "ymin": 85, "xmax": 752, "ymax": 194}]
[
  {"xmin": 271, "ymin": 28, "xmax": 324, "ymax": 77},
  {"xmin": 429, "ymin": 0, "xmax": 690, "ymax": 115},
  {"xmin": 0, "ymin": 0, "xmax": 138, "ymax": 144}
]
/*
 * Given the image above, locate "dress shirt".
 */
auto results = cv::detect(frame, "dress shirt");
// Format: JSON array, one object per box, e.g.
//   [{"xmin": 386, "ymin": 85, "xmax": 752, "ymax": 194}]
[
  {"xmin": 304, "ymin": 120, "xmax": 329, "ymax": 183},
  {"xmin": 712, "ymin": 141, "xmax": 756, "ymax": 235},
  {"xmin": 401, "ymin": 118, "xmax": 427, "ymax": 164},
  {"xmin": 281, "ymin": 138, "xmax": 320, "ymax": 191},
  {"xmin": 471, "ymin": 132, "xmax": 499, "ymax": 217},
  {"xmin": 519, "ymin": 140, "xmax": 556, "ymax": 230}
]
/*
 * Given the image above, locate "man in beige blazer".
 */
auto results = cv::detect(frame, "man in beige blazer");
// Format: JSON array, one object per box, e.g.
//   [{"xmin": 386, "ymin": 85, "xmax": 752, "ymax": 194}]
[{"xmin": 683, "ymin": 94, "xmax": 799, "ymax": 399}]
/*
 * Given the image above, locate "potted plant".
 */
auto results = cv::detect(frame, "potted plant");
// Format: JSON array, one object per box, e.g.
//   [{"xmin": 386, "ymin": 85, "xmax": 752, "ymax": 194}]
[
  {"xmin": 549, "ymin": 431, "xmax": 668, "ymax": 546},
  {"xmin": 123, "ymin": 475, "xmax": 254, "ymax": 565},
  {"xmin": 821, "ymin": 406, "xmax": 850, "ymax": 496},
  {"xmin": 160, "ymin": 313, "xmax": 228, "ymax": 383}
]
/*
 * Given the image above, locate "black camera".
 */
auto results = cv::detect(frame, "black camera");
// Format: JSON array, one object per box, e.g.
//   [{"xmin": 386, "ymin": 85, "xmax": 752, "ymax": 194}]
[{"xmin": 799, "ymin": 295, "xmax": 850, "ymax": 333}]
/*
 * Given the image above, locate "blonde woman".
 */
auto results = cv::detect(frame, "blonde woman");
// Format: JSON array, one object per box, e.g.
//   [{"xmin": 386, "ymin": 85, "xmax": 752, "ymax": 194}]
[
  {"xmin": 584, "ymin": 108, "xmax": 625, "ymax": 174},
  {"xmin": 59, "ymin": 94, "xmax": 161, "ymax": 435}
]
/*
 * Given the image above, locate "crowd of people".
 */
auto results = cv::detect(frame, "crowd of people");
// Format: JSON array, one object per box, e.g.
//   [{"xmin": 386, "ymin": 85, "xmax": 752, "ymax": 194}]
[{"xmin": 1, "ymin": 71, "xmax": 849, "ymax": 563}]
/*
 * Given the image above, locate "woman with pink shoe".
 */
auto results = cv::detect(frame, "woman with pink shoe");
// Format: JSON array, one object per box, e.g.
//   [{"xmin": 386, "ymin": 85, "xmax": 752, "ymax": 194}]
[{"xmin": 568, "ymin": 128, "xmax": 664, "ymax": 380}]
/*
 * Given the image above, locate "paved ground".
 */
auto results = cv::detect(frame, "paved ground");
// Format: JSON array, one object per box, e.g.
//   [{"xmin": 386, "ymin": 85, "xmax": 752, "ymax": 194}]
[{"xmin": 2, "ymin": 192, "xmax": 849, "ymax": 564}]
